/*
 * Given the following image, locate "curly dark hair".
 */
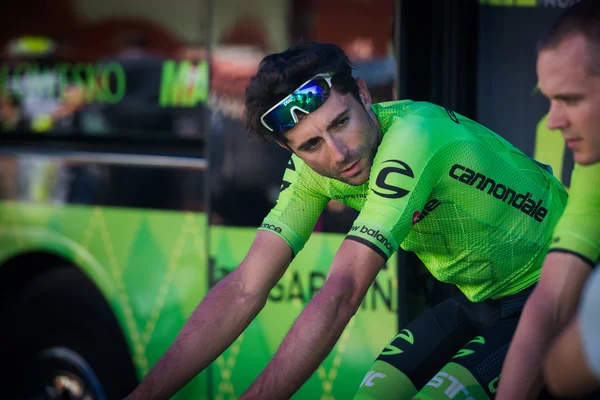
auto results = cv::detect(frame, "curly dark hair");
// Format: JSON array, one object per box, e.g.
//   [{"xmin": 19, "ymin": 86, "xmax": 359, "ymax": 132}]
[
  {"xmin": 538, "ymin": 0, "xmax": 600, "ymax": 75},
  {"xmin": 245, "ymin": 41, "xmax": 361, "ymax": 143}
]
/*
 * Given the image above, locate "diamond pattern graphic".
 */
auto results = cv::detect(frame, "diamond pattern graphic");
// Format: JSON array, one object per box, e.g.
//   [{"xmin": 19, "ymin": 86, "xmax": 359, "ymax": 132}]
[
  {"xmin": 209, "ymin": 227, "xmax": 399, "ymax": 399},
  {"xmin": 0, "ymin": 203, "xmax": 398, "ymax": 399}
]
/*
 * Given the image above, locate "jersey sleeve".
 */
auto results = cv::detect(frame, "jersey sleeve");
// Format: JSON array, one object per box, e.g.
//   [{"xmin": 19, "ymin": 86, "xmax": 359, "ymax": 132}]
[
  {"xmin": 346, "ymin": 115, "xmax": 451, "ymax": 261},
  {"xmin": 258, "ymin": 155, "xmax": 329, "ymax": 257},
  {"xmin": 549, "ymin": 163, "xmax": 600, "ymax": 267}
]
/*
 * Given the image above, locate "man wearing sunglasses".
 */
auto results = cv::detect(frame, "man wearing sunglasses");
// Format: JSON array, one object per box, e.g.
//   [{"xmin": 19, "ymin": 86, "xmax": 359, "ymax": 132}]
[{"xmin": 126, "ymin": 42, "xmax": 567, "ymax": 400}]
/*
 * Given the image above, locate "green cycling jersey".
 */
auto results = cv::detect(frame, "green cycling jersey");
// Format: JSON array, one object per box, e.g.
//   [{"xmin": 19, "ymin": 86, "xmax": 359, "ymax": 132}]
[{"xmin": 259, "ymin": 100, "xmax": 568, "ymax": 302}]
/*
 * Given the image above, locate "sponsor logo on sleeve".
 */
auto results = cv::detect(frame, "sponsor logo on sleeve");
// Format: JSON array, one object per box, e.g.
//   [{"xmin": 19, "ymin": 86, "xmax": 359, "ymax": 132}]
[
  {"xmin": 372, "ymin": 160, "xmax": 414, "ymax": 199},
  {"xmin": 350, "ymin": 224, "xmax": 395, "ymax": 253},
  {"xmin": 279, "ymin": 158, "xmax": 296, "ymax": 192},
  {"xmin": 280, "ymin": 180, "xmax": 291, "ymax": 192},
  {"xmin": 332, "ymin": 193, "xmax": 368, "ymax": 200},
  {"xmin": 287, "ymin": 158, "xmax": 296, "ymax": 171},
  {"xmin": 261, "ymin": 222, "xmax": 283, "ymax": 234}
]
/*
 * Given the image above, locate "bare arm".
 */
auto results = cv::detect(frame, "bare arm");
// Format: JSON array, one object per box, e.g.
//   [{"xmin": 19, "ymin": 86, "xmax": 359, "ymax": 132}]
[
  {"xmin": 125, "ymin": 231, "xmax": 292, "ymax": 400},
  {"xmin": 543, "ymin": 316, "xmax": 600, "ymax": 397},
  {"xmin": 496, "ymin": 252, "xmax": 591, "ymax": 400},
  {"xmin": 240, "ymin": 239, "xmax": 385, "ymax": 400}
]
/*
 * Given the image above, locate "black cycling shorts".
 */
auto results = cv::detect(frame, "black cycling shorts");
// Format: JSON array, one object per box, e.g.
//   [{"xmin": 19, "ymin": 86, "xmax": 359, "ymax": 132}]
[{"xmin": 354, "ymin": 286, "xmax": 534, "ymax": 399}]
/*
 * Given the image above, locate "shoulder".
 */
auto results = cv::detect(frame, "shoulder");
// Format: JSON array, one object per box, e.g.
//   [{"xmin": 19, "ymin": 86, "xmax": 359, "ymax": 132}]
[
  {"xmin": 570, "ymin": 163, "xmax": 600, "ymax": 196},
  {"xmin": 371, "ymin": 102, "xmax": 470, "ymax": 171},
  {"xmin": 283, "ymin": 153, "xmax": 330, "ymax": 194},
  {"xmin": 563, "ymin": 163, "xmax": 600, "ymax": 216},
  {"xmin": 374, "ymin": 100, "xmax": 469, "ymax": 145}
]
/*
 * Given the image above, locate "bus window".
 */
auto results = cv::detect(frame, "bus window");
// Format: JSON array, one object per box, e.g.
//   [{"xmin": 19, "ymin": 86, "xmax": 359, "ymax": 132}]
[{"xmin": 1, "ymin": 1, "xmax": 209, "ymax": 141}]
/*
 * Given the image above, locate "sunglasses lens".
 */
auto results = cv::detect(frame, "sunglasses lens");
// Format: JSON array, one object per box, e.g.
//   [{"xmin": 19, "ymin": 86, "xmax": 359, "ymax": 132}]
[
  {"xmin": 263, "ymin": 76, "xmax": 331, "ymax": 134},
  {"xmin": 263, "ymin": 104, "xmax": 296, "ymax": 134},
  {"xmin": 295, "ymin": 78, "xmax": 330, "ymax": 112}
]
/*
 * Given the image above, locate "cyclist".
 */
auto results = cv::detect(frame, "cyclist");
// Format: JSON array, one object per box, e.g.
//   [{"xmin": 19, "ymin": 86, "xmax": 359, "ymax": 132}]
[
  {"xmin": 126, "ymin": 41, "xmax": 567, "ymax": 400},
  {"xmin": 498, "ymin": 1, "xmax": 600, "ymax": 398}
]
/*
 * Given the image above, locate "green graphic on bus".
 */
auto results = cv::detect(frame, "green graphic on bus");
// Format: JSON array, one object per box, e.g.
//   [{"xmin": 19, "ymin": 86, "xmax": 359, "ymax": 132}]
[
  {"xmin": 1, "ymin": 59, "xmax": 210, "ymax": 108},
  {"xmin": 1, "ymin": 62, "xmax": 126, "ymax": 104},
  {"xmin": 159, "ymin": 60, "xmax": 209, "ymax": 107},
  {"xmin": 0, "ymin": 201, "xmax": 398, "ymax": 399}
]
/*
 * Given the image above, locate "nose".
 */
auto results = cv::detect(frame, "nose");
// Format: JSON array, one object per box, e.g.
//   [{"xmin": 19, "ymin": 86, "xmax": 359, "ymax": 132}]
[
  {"xmin": 547, "ymin": 102, "xmax": 569, "ymax": 131},
  {"xmin": 328, "ymin": 136, "xmax": 347, "ymax": 164}
]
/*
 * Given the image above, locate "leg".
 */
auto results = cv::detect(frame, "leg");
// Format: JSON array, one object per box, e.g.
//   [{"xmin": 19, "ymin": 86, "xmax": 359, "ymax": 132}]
[
  {"xmin": 354, "ymin": 295, "xmax": 475, "ymax": 400},
  {"xmin": 413, "ymin": 316, "xmax": 520, "ymax": 400}
]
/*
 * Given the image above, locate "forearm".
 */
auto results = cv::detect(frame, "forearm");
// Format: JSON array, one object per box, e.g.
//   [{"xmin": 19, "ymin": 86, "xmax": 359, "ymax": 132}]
[
  {"xmin": 498, "ymin": 252, "xmax": 592, "ymax": 399},
  {"xmin": 127, "ymin": 273, "xmax": 267, "ymax": 400},
  {"xmin": 496, "ymin": 299, "xmax": 553, "ymax": 399},
  {"xmin": 543, "ymin": 318, "xmax": 600, "ymax": 397},
  {"xmin": 241, "ymin": 279, "xmax": 358, "ymax": 400}
]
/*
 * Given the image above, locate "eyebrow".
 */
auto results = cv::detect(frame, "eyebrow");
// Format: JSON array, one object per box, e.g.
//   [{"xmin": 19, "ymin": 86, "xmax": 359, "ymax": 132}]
[
  {"xmin": 553, "ymin": 93, "xmax": 584, "ymax": 101},
  {"xmin": 296, "ymin": 107, "xmax": 351, "ymax": 152},
  {"xmin": 539, "ymin": 86, "xmax": 584, "ymax": 101}
]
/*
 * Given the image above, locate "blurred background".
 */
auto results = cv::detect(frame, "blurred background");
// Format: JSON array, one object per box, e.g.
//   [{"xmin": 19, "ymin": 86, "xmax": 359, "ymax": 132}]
[{"xmin": 0, "ymin": 0, "xmax": 580, "ymax": 399}]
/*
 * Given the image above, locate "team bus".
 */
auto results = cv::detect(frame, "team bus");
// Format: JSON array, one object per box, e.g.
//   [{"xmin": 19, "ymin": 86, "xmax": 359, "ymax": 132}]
[
  {"xmin": 0, "ymin": 1, "xmax": 403, "ymax": 399},
  {"xmin": 0, "ymin": 0, "xmax": 571, "ymax": 399}
]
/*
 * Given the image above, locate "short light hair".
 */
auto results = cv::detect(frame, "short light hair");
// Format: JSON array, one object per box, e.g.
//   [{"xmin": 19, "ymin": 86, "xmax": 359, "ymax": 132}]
[{"xmin": 537, "ymin": 0, "xmax": 600, "ymax": 75}]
